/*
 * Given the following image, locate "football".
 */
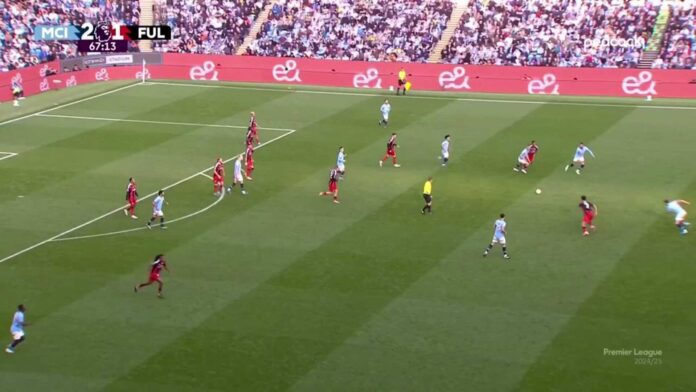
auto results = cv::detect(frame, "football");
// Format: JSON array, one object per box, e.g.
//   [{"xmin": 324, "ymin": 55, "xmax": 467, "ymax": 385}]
[{"xmin": 535, "ymin": 188, "xmax": 542, "ymax": 194}]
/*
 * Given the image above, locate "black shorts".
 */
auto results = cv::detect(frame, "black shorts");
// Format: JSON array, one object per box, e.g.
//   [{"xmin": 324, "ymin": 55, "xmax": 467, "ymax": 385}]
[
  {"xmin": 398, "ymin": 78, "xmax": 406, "ymax": 86},
  {"xmin": 423, "ymin": 194, "xmax": 432, "ymax": 203}
]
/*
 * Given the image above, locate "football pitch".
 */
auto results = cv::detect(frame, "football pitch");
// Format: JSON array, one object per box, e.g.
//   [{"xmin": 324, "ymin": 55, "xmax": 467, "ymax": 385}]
[{"xmin": 1, "ymin": 80, "xmax": 695, "ymax": 391}]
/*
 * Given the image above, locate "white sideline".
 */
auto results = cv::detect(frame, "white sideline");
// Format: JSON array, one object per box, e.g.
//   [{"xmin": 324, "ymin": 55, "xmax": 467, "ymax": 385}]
[
  {"xmin": 147, "ymin": 81, "xmax": 696, "ymax": 111},
  {"xmin": 0, "ymin": 152, "xmax": 18, "ymax": 161},
  {"xmin": 53, "ymin": 185, "xmax": 225, "ymax": 242},
  {"xmin": 0, "ymin": 83, "xmax": 140, "ymax": 128},
  {"xmin": 0, "ymin": 128, "xmax": 296, "ymax": 263},
  {"xmin": 36, "ymin": 113, "xmax": 295, "ymax": 132}
]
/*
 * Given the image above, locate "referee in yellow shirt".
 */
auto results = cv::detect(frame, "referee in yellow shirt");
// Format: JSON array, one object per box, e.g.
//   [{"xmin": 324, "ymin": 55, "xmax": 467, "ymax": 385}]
[
  {"xmin": 397, "ymin": 67, "xmax": 407, "ymax": 95},
  {"xmin": 422, "ymin": 176, "xmax": 433, "ymax": 214}
]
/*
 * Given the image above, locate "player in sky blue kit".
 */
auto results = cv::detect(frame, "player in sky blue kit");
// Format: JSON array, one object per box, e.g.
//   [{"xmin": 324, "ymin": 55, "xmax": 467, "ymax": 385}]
[
  {"xmin": 440, "ymin": 135, "xmax": 451, "ymax": 166},
  {"xmin": 483, "ymin": 214, "xmax": 510, "ymax": 259},
  {"xmin": 565, "ymin": 143, "xmax": 595, "ymax": 175},
  {"xmin": 6, "ymin": 304, "xmax": 28, "ymax": 354},
  {"xmin": 664, "ymin": 199, "xmax": 690, "ymax": 235},
  {"xmin": 147, "ymin": 190, "xmax": 166, "ymax": 229},
  {"xmin": 378, "ymin": 99, "xmax": 391, "ymax": 128},
  {"xmin": 336, "ymin": 146, "xmax": 346, "ymax": 177}
]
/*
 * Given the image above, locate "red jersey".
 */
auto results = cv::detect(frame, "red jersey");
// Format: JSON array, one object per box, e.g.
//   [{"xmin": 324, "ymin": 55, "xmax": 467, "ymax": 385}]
[
  {"xmin": 150, "ymin": 258, "xmax": 166, "ymax": 274},
  {"xmin": 387, "ymin": 135, "xmax": 397, "ymax": 151},
  {"xmin": 214, "ymin": 161, "xmax": 224, "ymax": 177},
  {"xmin": 126, "ymin": 182, "xmax": 138, "ymax": 201},
  {"xmin": 528, "ymin": 144, "xmax": 539, "ymax": 155},
  {"xmin": 579, "ymin": 200, "xmax": 594, "ymax": 214},
  {"xmin": 246, "ymin": 129, "xmax": 254, "ymax": 146},
  {"xmin": 329, "ymin": 168, "xmax": 339, "ymax": 183}
]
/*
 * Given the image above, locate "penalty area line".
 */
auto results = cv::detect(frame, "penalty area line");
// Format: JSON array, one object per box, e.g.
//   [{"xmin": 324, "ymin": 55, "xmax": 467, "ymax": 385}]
[
  {"xmin": 0, "ymin": 152, "xmax": 18, "ymax": 161},
  {"xmin": 0, "ymin": 128, "xmax": 295, "ymax": 263}
]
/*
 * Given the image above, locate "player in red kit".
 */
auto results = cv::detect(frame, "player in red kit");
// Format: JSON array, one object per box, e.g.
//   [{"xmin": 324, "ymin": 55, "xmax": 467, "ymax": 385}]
[
  {"xmin": 245, "ymin": 145, "xmax": 254, "ymax": 180},
  {"xmin": 527, "ymin": 140, "xmax": 539, "ymax": 165},
  {"xmin": 579, "ymin": 195, "xmax": 598, "ymax": 236},
  {"xmin": 123, "ymin": 177, "xmax": 139, "ymax": 219},
  {"xmin": 213, "ymin": 158, "xmax": 225, "ymax": 196},
  {"xmin": 248, "ymin": 111, "xmax": 260, "ymax": 145},
  {"xmin": 319, "ymin": 166, "xmax": 340, "ymax": 204},
  {"xmin": 379, "ymin": 133, "xmax": 400, "ymax": 168},
  {"xmin": 134, "ymin": 254, "xmax": 169, "ymax": 298}
]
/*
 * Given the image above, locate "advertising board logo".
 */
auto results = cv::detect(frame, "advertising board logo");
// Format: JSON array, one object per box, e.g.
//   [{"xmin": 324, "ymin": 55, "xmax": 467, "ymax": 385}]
[
  {"xmin": 353, "ymin": 68, "xmax": 382, "ymax": 88},
  {"xmin": 95, "ymin": 68, "xmax": 110, "ymax": 81},
  {"xmin": 66, "ymin": 75, "xmax": 77, "ymax": 87},
  {"xmin": 189, "ymin": 61, "xmax": 218, "ymax": 81},
  {"xmin": 438, "ymin": 66, "xmax": 470, "ymax": 90},
  {"xmin": 135, "ymin": 66, "xmax": 151, "ymax": 80},
  {"xmin": 39, "ymin": 78, "xmax": 50, "ymax": 92},
  {"xmin": 527, "ymin": 74, "xmax": 559, "ymax": 95},
  {"xmin": 272, "ymin": 60, "xmax": 301, "ymax": 82},
  {"xmin": 622, "ymin": 71, "xmax": 656, "ymax": 96}
]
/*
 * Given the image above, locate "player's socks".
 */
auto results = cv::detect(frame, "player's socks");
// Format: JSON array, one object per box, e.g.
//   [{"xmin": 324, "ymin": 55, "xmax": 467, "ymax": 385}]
[
  {"xmin": 124, "ymin": 209, "xmax": 128, "ymax": 216},
  {"xmin": 502, "ymin": 247, "xmax": 510, "ymax": 259},
  {"xmin": 379, "ymin": 160, "xmax": 383, "ymax": 167},
  {"xmin": 160, "ymin": 218, "xmax": 166, "ymax": 228}
]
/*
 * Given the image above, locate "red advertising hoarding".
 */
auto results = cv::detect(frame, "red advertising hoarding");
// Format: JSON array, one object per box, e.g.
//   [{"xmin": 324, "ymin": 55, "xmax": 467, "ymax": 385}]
[{"xmin": 1, "ymin": 54, "xmax": 695, "ymax": 102}]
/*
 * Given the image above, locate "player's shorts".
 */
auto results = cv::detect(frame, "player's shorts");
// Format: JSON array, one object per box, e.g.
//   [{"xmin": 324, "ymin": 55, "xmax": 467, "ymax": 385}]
[
  {"xmin": 442, "ymin": 152, "xmax": 449, "ymax": 160},
  {"xmin": 386, "ymin": 149, "xmax": 396, "ymax": 157},
  {"xmin": 246, "ymin": 160, "xmax": 254, "ymax": 170},
  {"xmin": 148, "ymin": 272, "xmax": 161, "ymax": 283},
  {"xmin": 382, "ymin": 113, "xmax": 389, "ymax": 121},
  {"xmin": 337, "ymin": 164, "xmax": 345, "ymax": 172},
  {"xmin": 491, "ymin": 234, "xmax": 506, "ymax": 245},
  {"xmin": 518, "ymin": 158, "xmax": 529, "ymax": 165},
  {"xmin": 234, "ymin": 172, "xmax": 244, "ymax": 183},
  {"xmin": 153, "ymin": 209, "xmax": 164, "ymax": 217},
  {"xmin": 675, "ymin": 210, "xmax": 687, "ymax": 223},
  {"xmin": 328, "ymin": 181, "xmax": 337, "ymax": 193},
  {"xmin": 583, "ymin": 212, "xmax": 595, "ymax": 224},
  {"xmin": 213, "ymin": 175, "xmax": 223, "ymax": 185},
  {"xmin": 528, "ymin": 153, "xmax": 536, "ymax": 163},
  {"xmin": 423, "ymin": 194, "xmax": 432, "ymax": 203},
  {"xmin": 11, "ymin": 330, "xmax": 24, "ymax": 340},
  {"xmin": 128, "ymin": 197, "xmax": 137, "ymax": 206},
  {"xmin": 398, "ymin": 79, "xmax": 405, "ymax": 86},
  {"xmin": 573, "ymin": 156, "xmax": 585, "ymax": 164}
]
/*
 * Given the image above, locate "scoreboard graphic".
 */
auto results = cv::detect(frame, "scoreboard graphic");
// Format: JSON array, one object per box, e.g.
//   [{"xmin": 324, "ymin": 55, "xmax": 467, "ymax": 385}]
[{"xmin": 34, "ymin": 23, "xmax": 171, "ymax": 53}]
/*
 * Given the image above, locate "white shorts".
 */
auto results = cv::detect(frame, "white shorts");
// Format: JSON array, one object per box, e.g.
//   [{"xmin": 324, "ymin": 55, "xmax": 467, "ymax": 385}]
[
  {"xmin": 337, "ymin": 164, "xmax": 345, "ymax": 172},
  {"xmin": 491, "ymin": 235, "xmax": 506, "ymax": 245},
  {"xmin": 234, "ymin": 172, "xmax": 244, "ymax": 183},
  {"xmin": 442, "ymin": 152, "xmax": 449, "ymax": 159},
  {"xmin": 382, "ymin": 114, "xmax": 389, "ymax": 121},
  {"xmin": 153, "ymin": 210, "xmax": 164, "ymax": 217},
  {"xmin": 12, "ymin": 331, "xmax": 24, "ymax": 340},
  {"xmin": 573, "ymin": 157, "xmax": 585, "ymax": 164},
  {"xmin": 518, "ymin": 158, "xmax": 529, "ymax": 165},
  {"xmin": 675, "ymin": 211, "xmax": 687, "ymax": 223}
]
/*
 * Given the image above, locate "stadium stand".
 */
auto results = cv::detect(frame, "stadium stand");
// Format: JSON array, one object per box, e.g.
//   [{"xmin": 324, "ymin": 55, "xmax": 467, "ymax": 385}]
[
  {"xmin": 0, "ymin": 0, "xmax": 141, "ymax": 71},
  {"xmin": 656, "ymin": 0, "xmax": 695, "ymax": 69},
  {"xmin": 441, "ymin": 0, "xmax": 661, "ymax": 68},
  {"xmin": 244, "ymin": 0, "xmax": 455, "ymax": 63},
  {"xmin": 152, "ymin": 0, "xmax": 267, "ymax": 54}
]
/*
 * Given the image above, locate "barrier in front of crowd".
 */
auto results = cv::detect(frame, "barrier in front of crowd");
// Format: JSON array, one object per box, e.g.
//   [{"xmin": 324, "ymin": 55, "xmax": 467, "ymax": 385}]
[{"xmin": 1, "ymin": 53, "xmax": 695, "ymax": 102}]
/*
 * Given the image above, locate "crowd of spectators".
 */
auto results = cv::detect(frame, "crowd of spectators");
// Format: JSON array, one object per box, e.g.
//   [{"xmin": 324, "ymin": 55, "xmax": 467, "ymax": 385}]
[
  {"xmin": 245, "ymin": 0, "xmax": 453, "ymax": 62},
  {"xmin": 153, "ymin": 0, "xmax": 266, "ymax": 54},
  {"xmin": 654, "ymin": 0, "xmax": 695, "ymax": 69},
  {"xmin": 1, "ymin": 0, "xmax": 140, "ymax": 71},
  {"xmin": 441, "ymin": 0, "xmax": 660, "ymax": 68}
]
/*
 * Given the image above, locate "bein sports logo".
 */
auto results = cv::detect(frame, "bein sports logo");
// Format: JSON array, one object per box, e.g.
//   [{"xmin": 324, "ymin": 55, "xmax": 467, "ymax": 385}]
[
  {"xmin": 95, "ymin": 68, "xmax": 110, "ymax": 81},
  {"xmin": 622, "ymin": 71, "xmax": 656, "ymax": 96},
  {"xmin": 528, "ymin": 74, "xmax": 559, "ymax": 95},
  {"xmin": 272, "ymin": 60, "xmax": 301, "ymax": 82},
  {"xmin": 353, "ymin": 68, "xmax": 382, "ymax": 88},
  {"xmin": 438, "ymin": 66, "xmax": 470, "ymax": 90},
  {"xmin": 189, "ymin": 61, "xmax": 218, "ymax": 81}
]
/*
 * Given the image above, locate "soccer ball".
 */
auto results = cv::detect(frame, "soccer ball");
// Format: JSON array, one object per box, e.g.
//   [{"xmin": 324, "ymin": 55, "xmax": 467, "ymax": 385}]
[{"xmin": 535, "ymin": 188, "xmax": 542, "ymax": 194}]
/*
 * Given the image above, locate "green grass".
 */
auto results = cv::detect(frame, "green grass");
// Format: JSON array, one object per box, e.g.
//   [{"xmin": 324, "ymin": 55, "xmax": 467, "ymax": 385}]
[{"xmin": 1, "ymin": 80, "xmax": 695, "ymax": 391}]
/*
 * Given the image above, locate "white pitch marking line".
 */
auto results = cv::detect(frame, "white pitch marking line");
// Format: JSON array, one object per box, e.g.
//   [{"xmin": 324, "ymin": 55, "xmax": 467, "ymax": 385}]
[
  {"xmin": 0, "ymin": 128, "xmax": 295, "ymax": 263},
  {"xmin": 199, "ymin": 172, "xmax": 213, "ymax": 180},
  {"xmin": 0, "ymin": 152, "xmax": 18, "ymax": 161},
  {"xmin": 35, "ymin": 113, "xmax": 294, "ymax": 132},
  {"xmin": 0, "ymin": 82, "xmax": 140, "ymax": 128},
  {"xmin": 148, "ymin": 81, "xmax": 696, "ymax": 111},
  {"xmin": 53, "ymin": 191, "xmax": 225, "ymax": 242}
]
